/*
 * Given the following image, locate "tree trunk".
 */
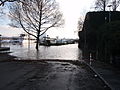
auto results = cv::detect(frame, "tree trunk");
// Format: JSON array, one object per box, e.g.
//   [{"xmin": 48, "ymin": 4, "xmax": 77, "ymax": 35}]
[
  {"xmin": 36, "ymin": 35, "xmax": 39, "ymax": 50},
  {"xmin": 113, "ymin": 0, "xmax": 117, "ymax": 11},
  {"xmin": 36, "ymin": 1, "xmax": 42, "ymax": 50},
  {"xmin": 103, "ymin": 0, "xmax": 106, "ymax": 12}
]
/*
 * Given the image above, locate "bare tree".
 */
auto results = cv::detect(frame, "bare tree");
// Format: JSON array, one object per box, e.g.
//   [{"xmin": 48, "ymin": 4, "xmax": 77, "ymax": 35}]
[
  {"xmin": 111, "ymin": 0, "xmax": 120, "ymax": 11},
  {"xmin": 0, "ymin": 0, "xmax": 18, "ymax": 6},
  {"xmin": 77, "ymin": 17, "xmax": 83, "ymax": 32},
  {"xmin": 9, "ymin": 0, "xmax": 64, "ymax": 50},
  {"xmin": 0, "ymin": 0, "xmax": 26, "ymax": 6},
  {"xmin": 0, "ymin": 0, "xmax": 24, "ymax": 17},
  {"xmin": 94, "ymin": 0, "xmax": 120, "ymax": 11},
  {"xmin": 94, "ymin": 0, "xmax": 110, "ymax": 11}
]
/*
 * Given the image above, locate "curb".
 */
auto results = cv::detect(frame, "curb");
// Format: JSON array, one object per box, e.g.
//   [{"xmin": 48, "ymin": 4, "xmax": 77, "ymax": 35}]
[{"xmin": 84, "ymin": 62, "xmax": 114, "ymax": 90}]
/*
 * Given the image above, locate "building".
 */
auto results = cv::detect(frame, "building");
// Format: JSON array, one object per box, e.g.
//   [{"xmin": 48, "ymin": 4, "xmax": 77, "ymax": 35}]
[{"xmin": 78, "ymin": 11, "xmax": 120, "ymax": 65}]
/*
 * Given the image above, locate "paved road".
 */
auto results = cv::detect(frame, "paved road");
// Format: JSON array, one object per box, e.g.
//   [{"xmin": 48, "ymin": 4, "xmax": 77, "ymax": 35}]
[{"xmin": 0, "ymin": 61, "xmax": 109, "ymax": 90}]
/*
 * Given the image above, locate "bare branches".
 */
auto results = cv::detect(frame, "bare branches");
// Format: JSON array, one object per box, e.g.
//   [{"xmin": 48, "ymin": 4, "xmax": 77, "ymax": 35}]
[
  {"xmin": 9, "ymin": 0, "xmax": 64, "ymax": 36},
  {"xmin": 77, "ymin": 17, "xmax": 83, "ymax": 31},
  {"xmin": 0, "ymin": 0, "xmax": 27, "ymax": 6},
  {"xmin": 0, "ymin": 0, "xmax": 19, "ymax": 6},
  {"xmin": 111, "ymin": 0, "xmax": 120, "ymax": 11},
  {"xmin": 94, "ymin": 0, "xmax": 120, "ymax": 11},
  {"xmin": 9, "ymin": 0, "xmax": 64, "ymax": 49},
  {"xmin": 94, "ymin": 0, "xmax": 110, "ymax": 11}
]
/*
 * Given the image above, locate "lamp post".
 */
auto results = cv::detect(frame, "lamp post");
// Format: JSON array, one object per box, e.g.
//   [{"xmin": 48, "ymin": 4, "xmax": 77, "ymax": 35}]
[
  {"xmin": 107, "ymin": 5, "xmax": 112, "ymax": 22},
  {"xmin": 0, "ymin": 34, "xmax": 1, "ymax": 47},
  {"xmin": 104, "ymin": 5, "xmax": 112, "ymax": 62}
]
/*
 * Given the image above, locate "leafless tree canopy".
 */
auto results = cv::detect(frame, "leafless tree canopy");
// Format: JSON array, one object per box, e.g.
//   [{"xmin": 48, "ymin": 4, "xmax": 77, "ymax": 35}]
[
  {"xmin": 112, "ymin": 0, "xmax": 120, "ymax": 11},
  {"xmin": 95, "ymin": 0, "xmax": 109, "ymax": 11},
  {"xmin": 94, "ymin": 0, "xmax": 120, "ymax": 11},
  {"xmin": 9, "ymin": 0, "xmax": 64, "ymax": 50}
]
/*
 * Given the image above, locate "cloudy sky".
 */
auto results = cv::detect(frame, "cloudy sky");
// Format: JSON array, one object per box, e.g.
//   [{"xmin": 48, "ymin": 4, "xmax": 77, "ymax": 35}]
[
  {"xmin": 0, "ymin": 0, "xmax": 95, "ymax": 38},
  {"xmin": 49, "ymin": 0, "xmax": 95, "ymax": 38}
]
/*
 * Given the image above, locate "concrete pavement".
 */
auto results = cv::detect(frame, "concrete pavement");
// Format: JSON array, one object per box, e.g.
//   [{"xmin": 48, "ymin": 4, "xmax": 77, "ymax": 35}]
[
  {"xmin": 85, "ymin": 60, "xmax": 120, "ymax": 90},
  {"xmin": 0, "ymin": 60, "xmax": 108, "ymax": 90}
]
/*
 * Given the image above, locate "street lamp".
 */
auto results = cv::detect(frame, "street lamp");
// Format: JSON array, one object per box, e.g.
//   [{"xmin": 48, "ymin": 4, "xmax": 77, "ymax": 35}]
[
  {"xmin": 107, "ymin": 5, "xmax": 112, "ymax": 22},
  {"xmin": 0, "ymin": 34, "xmax": 1, "ymax": 47}
]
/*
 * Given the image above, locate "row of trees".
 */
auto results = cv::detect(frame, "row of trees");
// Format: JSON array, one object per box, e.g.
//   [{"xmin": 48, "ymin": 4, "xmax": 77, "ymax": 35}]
[{"xmin": 0, "ymin": 0, "xmax": 64, "ymax": 50}]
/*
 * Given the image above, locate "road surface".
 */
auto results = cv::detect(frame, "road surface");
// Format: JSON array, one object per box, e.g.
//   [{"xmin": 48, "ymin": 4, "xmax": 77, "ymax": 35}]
[{"xmin": 0, "ymin": 61, "xmax": 109, "ymax": 90}]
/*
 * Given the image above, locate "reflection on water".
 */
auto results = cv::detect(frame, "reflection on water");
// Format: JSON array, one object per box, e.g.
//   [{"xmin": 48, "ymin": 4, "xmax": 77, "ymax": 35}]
[{"xmin": 2, "ymin": 40, "xmax": 82, "ymax": 60}]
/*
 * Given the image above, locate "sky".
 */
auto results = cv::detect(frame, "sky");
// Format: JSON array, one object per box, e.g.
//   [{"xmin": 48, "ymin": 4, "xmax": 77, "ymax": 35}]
[
  {"xmin": 0, "ymin": 0, "xmax": 95, "ymax": 38},
  {"xmin": 47, "ymin": 0, "xmax": 95, "ymax": 38}
]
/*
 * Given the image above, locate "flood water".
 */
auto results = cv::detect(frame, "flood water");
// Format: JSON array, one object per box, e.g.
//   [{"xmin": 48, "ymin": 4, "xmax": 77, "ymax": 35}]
[{"xmin": 2, "ymin": 40, "xmax": 82, "ymax": 60}]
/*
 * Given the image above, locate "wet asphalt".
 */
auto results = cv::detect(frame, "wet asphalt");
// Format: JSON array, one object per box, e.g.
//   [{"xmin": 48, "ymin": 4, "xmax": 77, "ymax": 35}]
[{"xmin": 0, "ymin": 61, "xmax": 109, "ymax": 90}]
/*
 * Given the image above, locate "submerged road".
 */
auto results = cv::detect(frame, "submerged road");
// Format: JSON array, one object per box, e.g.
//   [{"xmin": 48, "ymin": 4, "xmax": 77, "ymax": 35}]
[{"xmin": 0, "ymin": 61, "xmax": 109, "ymax": 90}]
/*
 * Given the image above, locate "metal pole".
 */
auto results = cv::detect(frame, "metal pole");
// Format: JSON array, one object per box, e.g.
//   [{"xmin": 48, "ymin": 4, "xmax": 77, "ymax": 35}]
[
  {"xmin": 0, "ymin": 34, "xmax": 1, "ymax": 47},
  {"xmin": 28, "ymin": 29, "xmax": 30, "ymax": 49},
  {"xmin": 109, "ymin": 11, "xmax": 111, "ymax": 22},
  {"xmin": 108, "ymin": 5, "xmax": 112, "ymax": 22}
]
